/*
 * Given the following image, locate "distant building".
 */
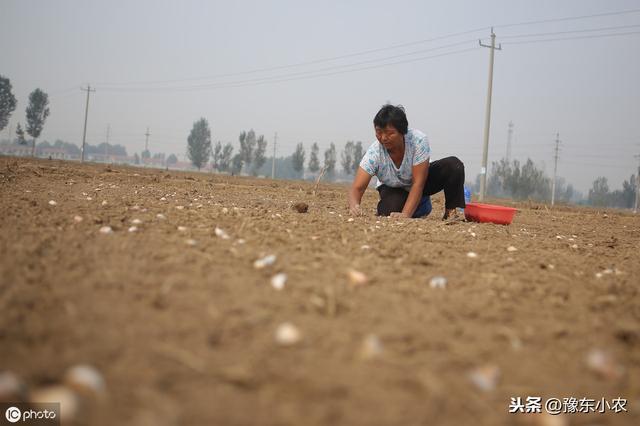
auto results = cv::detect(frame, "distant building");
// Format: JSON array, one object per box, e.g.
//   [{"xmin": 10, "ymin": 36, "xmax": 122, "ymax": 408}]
[
  {"xmin": 86, "ymin": 153, "xmax": 131, "ymax": 164},
  {"xmin": 0, "ymin": 144, "xmax": 32, "ymax": 157},
  {"xmin": 142, "ymin": 157, "xmax": 166, "ymax": 168},
  {"xmin": 38, "ymin": 147, "xmax": 72, "ymax": 160}
]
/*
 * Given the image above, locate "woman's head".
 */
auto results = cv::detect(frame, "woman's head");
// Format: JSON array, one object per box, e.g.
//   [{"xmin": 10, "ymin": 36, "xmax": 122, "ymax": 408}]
[
  {"xmin": 373, "ymin": 104, "xmax": 408, "ymax": 135},
  {"xmin": 374, "ymin": 104, "xmax": 407, "ymax": 150}
]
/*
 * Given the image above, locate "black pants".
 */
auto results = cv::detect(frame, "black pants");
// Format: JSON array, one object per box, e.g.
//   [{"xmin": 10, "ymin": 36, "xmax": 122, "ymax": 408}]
[{"xmin": 377, "ymin": 156, "xmax": 466, "ymax": 216}]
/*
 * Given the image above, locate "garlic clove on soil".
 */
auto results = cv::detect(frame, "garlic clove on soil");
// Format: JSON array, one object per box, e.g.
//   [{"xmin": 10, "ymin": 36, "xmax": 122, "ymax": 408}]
[
  {"xmin": 0, "ymin": 371, "xmax": 27, "ymax": 401},
  {"xmin": 270, "ymin": 273, "xmax": 287, "ymax": 290},
  {"xmin": 254, "ymin": 254, "xmax": 277, "ymax": 269},
  {"xmin": 99, "ymin": 226, "xmax": 113, "ymax": 234},
  {"xmin": 429, "ymin": 276, "xmax": 447, "ymax": 289},
  {"xmin": 214, "ymin": 227, "xmax": 230, "ymax": 239},
  {"xmin": 30, "ymin": 385, "xmax": 80, "ymax": 423},
  {"xmin": 469, "ymin": 365, "xmax": 500, "ymax": 391},
  {"xmin": 347, "ymin": 269, "xmax": 368, "ymax": 286},
  {"xmin": 359, "ymin": 334, "xmax": 383, "ymax": 360},
  {"xmin": 275, "ymin": 322, "xmax": 301, "ymax": 346},
  {"xmin": 64, "ymin": 365, "xmax": 106, "ymax": 398},
  {"xmin": 586, "ymin": 349, "xmax": 624, "ymax": 381}
]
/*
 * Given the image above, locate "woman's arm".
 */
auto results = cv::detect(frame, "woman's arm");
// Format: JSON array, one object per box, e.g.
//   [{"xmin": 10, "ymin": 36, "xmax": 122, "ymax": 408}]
[
  {"xmin": 399, "ymin": 161, "xmax": 429, "ymax": 218},
  {"xmin": 348, "ymin": 167, "xmax": 372, "ymax": 215}
]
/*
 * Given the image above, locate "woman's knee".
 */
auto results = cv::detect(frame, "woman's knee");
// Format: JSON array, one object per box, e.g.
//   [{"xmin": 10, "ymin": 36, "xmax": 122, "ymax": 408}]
[
  {"xmin": 446, "ymin": 156, "xmax": 464, "ymax": 171},
  {"xmin": 377, "ymin": 194, "xmax": 406, "ymax": 216}
]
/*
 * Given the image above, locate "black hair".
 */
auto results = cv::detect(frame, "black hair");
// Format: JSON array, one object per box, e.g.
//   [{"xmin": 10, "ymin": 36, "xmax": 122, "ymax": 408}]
[{"xmin": 373, "ymin": 104, "xmax": 408, "ymax": 135}]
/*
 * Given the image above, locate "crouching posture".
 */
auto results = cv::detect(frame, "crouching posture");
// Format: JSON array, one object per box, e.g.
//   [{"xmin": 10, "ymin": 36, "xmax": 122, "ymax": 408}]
[{"xmin": 348, "ymin": 104, "xmax": 466, "ymax": 219}]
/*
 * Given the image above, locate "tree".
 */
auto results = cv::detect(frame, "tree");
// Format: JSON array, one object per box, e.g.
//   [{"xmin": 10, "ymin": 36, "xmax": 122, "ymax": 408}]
[
  {"xmin": 187, "ymin": 118, "xmax": 212, "ymax": 170},
  {"xmin": 166, "ymin": 154, "xmax": 178, "ymax": 167},
  {"xmin": 487, "ymin": 158, "xmax": 551, "ymax": 201},
  {"xmin": 53, "ymin": 139, "xmax": 80, "ymax": 156},
  {"xmin": 26, "ymin": 88, "xmax": 50, "ymax": 156},
  {"xmin": 324, "ymin": 143, "xmax": 337, "ymax": 179},
  {"xmin": 141, "ymin": 149, "xmax": 151, "ymax": 160},
  {"xmin": 239, "ymin": 130, "xmax": 256, "ymax": 173},
  {"xmin": 219, "ymin": 143, "xmax": 233, "ymax": 172},
  {"xmin": 231, "ymin": 153, "xmax": 243, "ymax": 175},
  {"xmin": 352, "ymin": 141, "xmax": 364, "ymax": 173},
  {"xmin": 211, "ymin": 141, "xmax": 222, "ymax": 170},
  {"xmin": 621, "ymin": 174, "xmax": 637, "ymax": 208},
  {"xmin": 0, "ymin": 75, "xmax": 17, "ymax": 132},
  {"xmin": 341, "ymin": 141, "xmax": 355, "ymax": 175},
  {"xmin": 152, "ymin": 152, "xmax": 165, "ymax": 166},
  {"xmin": 292, "ymin": 143, "xmax": 305, "ymax": 177},
  {"xmin": 588, "ymin": 176, "xmax": 610, "ymax": 207},
  {"xmin": 133, "ymin": 153, "xmax": 140, "ymax": 165},
  {"xmin": 514, "ymin": 159, "xmax": 550, "ymax": 200},
  {"xmin": 308, "ymin": 142, "xmax": 320, "ymax": 173},
  {"xmin": 488, "ymin": 158, "xmax": 510, "ymax": 197},
  {"xmin": 16, "ymin": 123, "xmax": 26, "ymax": 145},
  {"xmin": 252, "ymin": 135, "xmax": 267, "ymax": 175}
]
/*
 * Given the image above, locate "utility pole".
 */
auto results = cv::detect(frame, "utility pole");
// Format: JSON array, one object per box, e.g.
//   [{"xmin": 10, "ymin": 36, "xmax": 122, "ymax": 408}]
[
  {"xmin": 271, "ymin": 132, "xmax": 277, "ymax": 179},
  {"xmin": 80, "ymin": 85, "xmax": 95, "ymax": 162},
  {"xmin": 104, "ymin": 124, "xmax": 110, "ymax": 161},
  {"xmin": 634, "ymin": 154, "xmax": 640, "ymax": 214},
  {"xmin": 144, "ymin": 127, "xmax": 151, "ymax": 166},
  {"xmin": 144, "ymin": 127, "xmax": 150, "ymax": 152},
  {"xmin": 478, "ymin": 28, "xmax": 501, "ymax": 201},
  {"xmin": 551, "ymin": 133, "xmax": 561, "ymax": 206},
  {"xmin": 506, "ymin": 121, "xmax": 513, "ymax": 163}
]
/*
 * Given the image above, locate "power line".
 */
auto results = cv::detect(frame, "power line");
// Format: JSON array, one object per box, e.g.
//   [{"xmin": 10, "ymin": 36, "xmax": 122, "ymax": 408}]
[
  {"xmin": 501, "ymin": 22, "xmax": 640, "ymax": 39},
  {"xmin": 93, "ymin": 7, "xmax": 640, "ymax": 89},
  {"xmin": 502, "ymin": 30, "xmax": 640, "ymax": 45},
  {"xmin": 96, "ymin": 27, "xmax": 490, "ymax": 88},
  {"xmin": 98, "ymin": 41, "xmax": 478, "ymax": 93},
  {"xmin": 96, "ymin": 47, "xmax": 478, "ymax": 93},
  {"xmin": 91, "ymin": 27, "xmax": 640, "ymax": 95},
  {"xmin": 95, "ymin": 27, "xmax": 640, "ymax": 93},
  {"xmin": 494, "ymin": 7, "xmax": 640, "ymax": 29}
]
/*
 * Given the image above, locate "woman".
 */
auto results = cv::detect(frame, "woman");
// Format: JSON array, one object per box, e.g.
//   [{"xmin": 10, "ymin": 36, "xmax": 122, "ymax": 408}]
[{"xmin": 348, "ymin": 104, "xmax": 466, "ymax": 219}]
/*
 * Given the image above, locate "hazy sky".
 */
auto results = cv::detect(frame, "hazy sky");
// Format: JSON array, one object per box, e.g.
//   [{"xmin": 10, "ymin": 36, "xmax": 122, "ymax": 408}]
[{"xmin": 2, "ymin": 0, "xmax": 639, "ymax": 192}]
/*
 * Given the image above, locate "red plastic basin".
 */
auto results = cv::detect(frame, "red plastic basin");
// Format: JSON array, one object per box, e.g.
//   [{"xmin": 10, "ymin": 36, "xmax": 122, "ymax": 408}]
[{"xmin": 464, "ymin": 202, "xmax": 518, "ymax": 225}]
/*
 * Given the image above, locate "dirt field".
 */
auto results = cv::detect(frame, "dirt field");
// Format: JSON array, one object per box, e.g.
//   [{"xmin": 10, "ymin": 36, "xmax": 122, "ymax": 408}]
[{"xmin": 1, "ymin": 156, "xmax": 639, "ymax": 426}]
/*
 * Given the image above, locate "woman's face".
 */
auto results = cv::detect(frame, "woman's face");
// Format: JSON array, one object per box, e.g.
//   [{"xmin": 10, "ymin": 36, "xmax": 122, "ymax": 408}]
[{"xmin": 375, "ymin": 124, "xmax": 404, "ymax": 151}]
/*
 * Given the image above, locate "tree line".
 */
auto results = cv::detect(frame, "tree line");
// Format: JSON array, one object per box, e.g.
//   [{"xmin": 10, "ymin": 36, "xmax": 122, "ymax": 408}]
[
  {"xmin": 185, "ymin": 117, "xmax": 368, "ymax": 180},
  {"xmin": 0, "ymin": 75, "xmax": 50, "ymax": 156},
  {"xmin": 484, "ymin": 157, "xmax": 637, "ymax": 209}
]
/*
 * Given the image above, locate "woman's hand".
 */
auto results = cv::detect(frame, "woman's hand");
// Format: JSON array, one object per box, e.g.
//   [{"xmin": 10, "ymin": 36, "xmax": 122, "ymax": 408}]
[
  {"xmin": 348, "ymin": 168, "xmax": 372, "ymax": 217},
  {"xmin": 390, "ymin": 212, "xmax": 409, "ymax": 218},
  {"xmin": 349, "ymin": 203, "xmax": 363, "ymax": 216}
]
